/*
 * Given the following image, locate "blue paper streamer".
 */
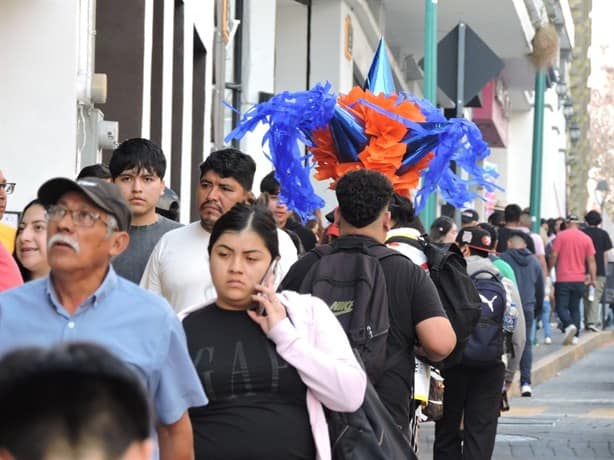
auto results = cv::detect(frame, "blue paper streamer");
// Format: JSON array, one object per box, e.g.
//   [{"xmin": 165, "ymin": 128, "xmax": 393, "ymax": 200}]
[
  {"xmin": 356, "ymin": 97, "xmax": 502, "ymax": 212},
  {"xmin": 225, "ymin": 82, "xmax": 336, "ymax": 222}
]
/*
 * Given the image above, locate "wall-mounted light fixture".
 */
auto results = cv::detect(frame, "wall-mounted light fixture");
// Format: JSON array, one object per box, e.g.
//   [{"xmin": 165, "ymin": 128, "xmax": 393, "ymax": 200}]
[{"xmin": 569, "ymin": 122, "xmax": 581, "ymax": 143}]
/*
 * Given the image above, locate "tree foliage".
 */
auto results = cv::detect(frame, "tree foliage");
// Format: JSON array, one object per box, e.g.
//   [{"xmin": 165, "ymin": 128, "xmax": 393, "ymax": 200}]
[{"xmin": 588, "ymin": 61, "xmax": 614, "ymax": 213}]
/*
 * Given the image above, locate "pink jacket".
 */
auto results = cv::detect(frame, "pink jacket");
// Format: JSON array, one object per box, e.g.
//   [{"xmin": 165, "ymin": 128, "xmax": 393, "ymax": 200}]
[{"xmin": 269, "ymin": 291, "xmax": 367, "ymax": 460}]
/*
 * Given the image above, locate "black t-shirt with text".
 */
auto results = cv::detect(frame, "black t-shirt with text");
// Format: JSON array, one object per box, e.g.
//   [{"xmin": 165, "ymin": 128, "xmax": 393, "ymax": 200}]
[
  {"xmin": 183, "ymin": 304, "xmax": 315, "ymax": 460},
  {"xmin": 280, "ymin": 234, "xmax": 446, "ymax": 430},
  {"xmin": 582, "ymin": 226, "xmax": 613, "ymax": 276}
]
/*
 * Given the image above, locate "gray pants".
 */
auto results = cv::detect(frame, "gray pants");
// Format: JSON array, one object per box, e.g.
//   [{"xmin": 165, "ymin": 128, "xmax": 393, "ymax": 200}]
[{"xmin": 584, "ymin": 276, "xmax": 606, "ymax": 326}]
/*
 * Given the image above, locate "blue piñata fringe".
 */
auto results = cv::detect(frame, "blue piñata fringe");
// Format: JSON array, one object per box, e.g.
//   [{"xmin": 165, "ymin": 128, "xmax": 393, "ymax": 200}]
[{"xmin": 225, "ymin": 82, "xmax": 337, "ymax": 222}]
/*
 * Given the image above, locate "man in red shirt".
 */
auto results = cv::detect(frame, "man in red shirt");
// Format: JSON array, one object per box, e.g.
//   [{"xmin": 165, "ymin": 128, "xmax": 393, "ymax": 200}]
[{"xmin": 549, "ymin": 215, "xmax": 596, "ymax": 345}]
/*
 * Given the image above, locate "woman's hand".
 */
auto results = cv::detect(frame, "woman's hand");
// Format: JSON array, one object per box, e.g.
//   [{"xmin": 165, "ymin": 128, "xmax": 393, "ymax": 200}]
[{"xmin": 247, "ymin": 277, "xmax": 287, "ymax": 335}]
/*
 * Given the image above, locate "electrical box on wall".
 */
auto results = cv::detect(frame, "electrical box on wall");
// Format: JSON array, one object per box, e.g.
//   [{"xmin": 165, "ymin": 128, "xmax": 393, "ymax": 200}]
[{"xmin": 97, "ymin": 120, "xmax": 118, "ymax": 150}]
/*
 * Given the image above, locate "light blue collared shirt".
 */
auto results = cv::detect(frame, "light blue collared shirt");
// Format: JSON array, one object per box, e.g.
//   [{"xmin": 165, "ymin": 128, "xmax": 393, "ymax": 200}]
[{"xmin": 0, "ymin": 267, "xmax": 208, "ymax": 425}]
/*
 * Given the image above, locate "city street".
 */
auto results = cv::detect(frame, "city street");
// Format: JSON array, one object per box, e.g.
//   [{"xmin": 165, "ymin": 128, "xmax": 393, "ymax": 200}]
[{"xmin": 418, "ymin": 341, "xmax": 614, "ymax": 459}]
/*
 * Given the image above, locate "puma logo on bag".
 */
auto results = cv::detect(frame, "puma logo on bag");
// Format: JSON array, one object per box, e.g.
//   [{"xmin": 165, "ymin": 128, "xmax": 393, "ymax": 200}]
[
  {"xmin": 480, "ymin": 294, "xmax": 498, "ymax": 312},
  {"xmin": 463, "ymin": 270, "xmax": 507, "ymax": 366}
]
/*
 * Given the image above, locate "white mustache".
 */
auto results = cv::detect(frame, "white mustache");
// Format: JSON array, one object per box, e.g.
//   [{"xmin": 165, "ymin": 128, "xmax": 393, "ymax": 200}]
[{"xmin": 48, "ymin": 234, "xmax": 80, "ymax": 253}]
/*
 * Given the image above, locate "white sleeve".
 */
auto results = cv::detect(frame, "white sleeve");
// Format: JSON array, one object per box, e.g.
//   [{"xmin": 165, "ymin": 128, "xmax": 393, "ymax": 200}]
[
  {"xmin": 275, "ymin": 228, "xmax": 298, "ymax": 289},
  {"xmin": 140, "ymin": 235, "xmax": 165, "ymax": 295}
]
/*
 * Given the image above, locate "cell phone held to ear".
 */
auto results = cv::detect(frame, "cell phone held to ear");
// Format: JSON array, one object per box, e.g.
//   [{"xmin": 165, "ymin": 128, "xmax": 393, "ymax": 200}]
[{"xmin": 250, "ymin": 257, "xmax": 280, "ymax": 315}]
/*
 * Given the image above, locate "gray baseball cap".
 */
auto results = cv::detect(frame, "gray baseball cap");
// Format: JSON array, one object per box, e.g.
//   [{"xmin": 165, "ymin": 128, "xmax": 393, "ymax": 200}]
[{"xmin": 38, "ymin": 177, "xmax": 131, "ymax": 231}]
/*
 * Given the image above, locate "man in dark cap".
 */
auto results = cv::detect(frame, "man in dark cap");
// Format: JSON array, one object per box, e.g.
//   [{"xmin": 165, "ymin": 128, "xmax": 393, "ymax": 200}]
[
  {"xmin": 0, "ymin": 177, "xmax": 207, "ymax": 460},
  {"xmin": 460, "ymin": 208, "xmax": 479, "ymax": 228}
]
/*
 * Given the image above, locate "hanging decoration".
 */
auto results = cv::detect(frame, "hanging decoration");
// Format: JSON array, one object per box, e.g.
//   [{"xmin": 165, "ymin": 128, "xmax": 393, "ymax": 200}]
[{"xmin": 226, "ymin": 37, "xmax": 501, "ymax": 221}]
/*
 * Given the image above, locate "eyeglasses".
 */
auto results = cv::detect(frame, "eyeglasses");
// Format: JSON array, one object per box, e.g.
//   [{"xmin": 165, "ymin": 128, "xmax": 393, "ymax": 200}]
[
  {"xmin": 46, "ymin": 205, "xmax": 108, "ymax": 228},
  {"xmin": 0, "ymin": 183, "xmax": 16, "ymax": 194}
]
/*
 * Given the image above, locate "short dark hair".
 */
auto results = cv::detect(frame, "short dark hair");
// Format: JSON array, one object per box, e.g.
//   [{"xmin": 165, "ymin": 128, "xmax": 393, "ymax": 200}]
[
  {"xmin": 504, "ymin": 204, "xmax": 522, "ymax": 223},
  {"xmin": 0, "ymin": 343, "xmax": 151, "ymax": 459},
  {"xmin": 336, "ymin": 170, "xmax": 393, "ymax": 228},
  {"xmin": 260, "ymin": 171, "xmax": 281, "ymax": 195},
  {"xmin": 76, "ymin": 163, "xmax": 111, "ymax": 181},
  {"xmin": 200, "ymin": 148, "xmax": 256, "ymax": 192},
  {"xmin": 585, "ymin": 210, "xmax": 602, "ymax": 226},
  {"xmin": 208, "ymin": 203, "xmax": 279, "ymax": 259},
  {"xmin": 429, "ymin": 216, "xmax": 455, "ymax": 242},
  {"xmin": 109, "ymin": 138, "xmax": 166, "ymax": 179},
  {"xmin": 488, "ymin": 209, "xmax": 505, "ymax": 228},
  {"xmin": 389, "ymin": 193, "xmax": 414, "ymax": 228}
]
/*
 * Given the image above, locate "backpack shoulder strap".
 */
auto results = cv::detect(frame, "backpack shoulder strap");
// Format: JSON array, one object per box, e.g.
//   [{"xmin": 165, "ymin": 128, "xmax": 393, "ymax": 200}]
[{"xmin": 471, "ymin": 269, "xmax": 499, "ymax": 281}]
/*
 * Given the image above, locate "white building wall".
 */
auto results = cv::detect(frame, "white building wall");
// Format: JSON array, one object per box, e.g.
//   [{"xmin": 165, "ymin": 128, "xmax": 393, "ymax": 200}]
[
  {"xmin": 275, "ymin": 2, "xmax": 308, "ymax": 93},
  {"xmin": 0, "ymin": 0, "xmax": 78, "ymax": 214},
  {"xmin": 239, "ymin": 0, "xmax": 278, "ymax": 192},
  {"xmin": 503, "ymin": 110, "xmax": 534, "ymax": 208},
  {"xmin": 494, "ymin": 86, "xmax": 567, "ymax": 220},
  {"xmin": 541, "ymin": 88, "xmax": 567, "ymax": 218}
]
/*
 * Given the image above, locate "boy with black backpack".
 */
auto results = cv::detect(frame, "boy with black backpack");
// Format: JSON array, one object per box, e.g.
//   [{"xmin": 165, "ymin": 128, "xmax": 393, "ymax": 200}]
[
  {"xmin": 434, "ymin": 226, "xmax": 520, "ymax": 460},
  {"xmin": 280, "ymin": 170, "xmax": 456, "ymax": 435}
]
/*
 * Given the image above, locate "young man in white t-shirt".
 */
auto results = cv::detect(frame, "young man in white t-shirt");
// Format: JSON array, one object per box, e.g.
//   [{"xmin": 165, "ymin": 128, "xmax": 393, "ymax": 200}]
[{"xmin": 141, "ymin": 148, "xmax": 297, "ymax": 312}]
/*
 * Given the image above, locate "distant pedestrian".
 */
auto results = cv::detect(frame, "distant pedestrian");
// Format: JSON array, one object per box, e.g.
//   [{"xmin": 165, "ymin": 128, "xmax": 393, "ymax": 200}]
[
  {"xmin": 460, "ymin": 208, "xmax": 479, "ymax": 228},
  {"xmin": 76, "ymin": 163, "xmax": 112, "ymax": 182},
  {"xmin": 429, "ymin": 215, "xmax": 458, "ymax": 246},
  {"xmin": 549, "ymin": 214, "xmax": 597, "ymax": 344},
  {"xmin": 109, "ymin": 138, "xmax": 182, "ymax": 283},
  {"xmin": 500, "ymin": 232, "xmax": 544, "ymax": 397},
  {"xmin": 582, "ymin": 210, "xmax": 612, "ymax": 331},
  {"xmin": 260, "ymin": 171, "xmax": 316, "ymax": 252},
  {"xmin": 496, "ymin": 204, "xmax": 536, "ymax": 254}
]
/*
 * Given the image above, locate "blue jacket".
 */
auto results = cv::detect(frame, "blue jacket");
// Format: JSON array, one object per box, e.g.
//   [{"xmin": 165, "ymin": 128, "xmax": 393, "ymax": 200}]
[{"xmin": 500, "ymin": 248, "xmax": 544, "ymax": 315}]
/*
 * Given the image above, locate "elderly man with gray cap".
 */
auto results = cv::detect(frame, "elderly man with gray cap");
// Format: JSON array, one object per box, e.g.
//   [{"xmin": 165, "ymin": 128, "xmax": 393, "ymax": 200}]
[{"xmin": 0, "ymin": 177, "xmax": 207, "ymax": 460}]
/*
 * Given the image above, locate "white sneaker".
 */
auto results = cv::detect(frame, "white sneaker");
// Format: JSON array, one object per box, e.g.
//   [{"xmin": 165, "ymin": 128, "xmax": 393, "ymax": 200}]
[
  {"xmin": 521, "ymin": 384, "xmax": 532, "ymax": 397},
  {"xmin": 544, "ymin": 337, "xmax": 552, "ymax": 345},
  {"xmin": 571, "ymin": 336, "xmax": 579, "ymax": 345},
  {"xmin": 563, "ymin": 324, "xmax": 577, "ymax": 345}
]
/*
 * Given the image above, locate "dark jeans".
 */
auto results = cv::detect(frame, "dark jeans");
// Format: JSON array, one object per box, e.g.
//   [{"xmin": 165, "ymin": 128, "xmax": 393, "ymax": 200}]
[
  {"xmin": 434, "ymin": 362, "xmax": 505, "ymax": 460},
  {"xmin": 520, "ymin": 308, "xmax": 534, "ymax": 385},
  {"xmin": 555, "ymin": 282, "xmax": 585, "ymax": 337}
]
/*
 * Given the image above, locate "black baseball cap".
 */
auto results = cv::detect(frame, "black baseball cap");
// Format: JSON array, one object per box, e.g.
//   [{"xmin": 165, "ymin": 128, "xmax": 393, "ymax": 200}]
[
  {"xmin": 456, "ymin": 226, "xmax": 493, "ymax": 253},
  {"xmin": 38, "ymin": 177, "xmax": 131, "ymax": 231},
  {"xmin": 461, "ymin": 208, "xmax": 479, "ymax": 224}
]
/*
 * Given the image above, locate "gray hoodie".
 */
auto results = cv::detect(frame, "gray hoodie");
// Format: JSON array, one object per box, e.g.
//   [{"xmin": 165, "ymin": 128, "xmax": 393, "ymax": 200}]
[{"xmin": 465, "ymin": 256, "xmax": 526, "ymax": 383}]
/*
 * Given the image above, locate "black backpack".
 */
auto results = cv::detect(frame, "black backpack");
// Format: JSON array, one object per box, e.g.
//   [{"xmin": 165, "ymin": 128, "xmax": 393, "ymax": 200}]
[
  {"xmin": 297, "ymin": 237, "xmax": 401, "ymax": 383},
  {"xmin": 462, "ymin": 270, "xmax": 507, "ymax": 366},
  {"xmin": 385, "ymin": 234, "xmax": 482, "ymax": 369}
]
